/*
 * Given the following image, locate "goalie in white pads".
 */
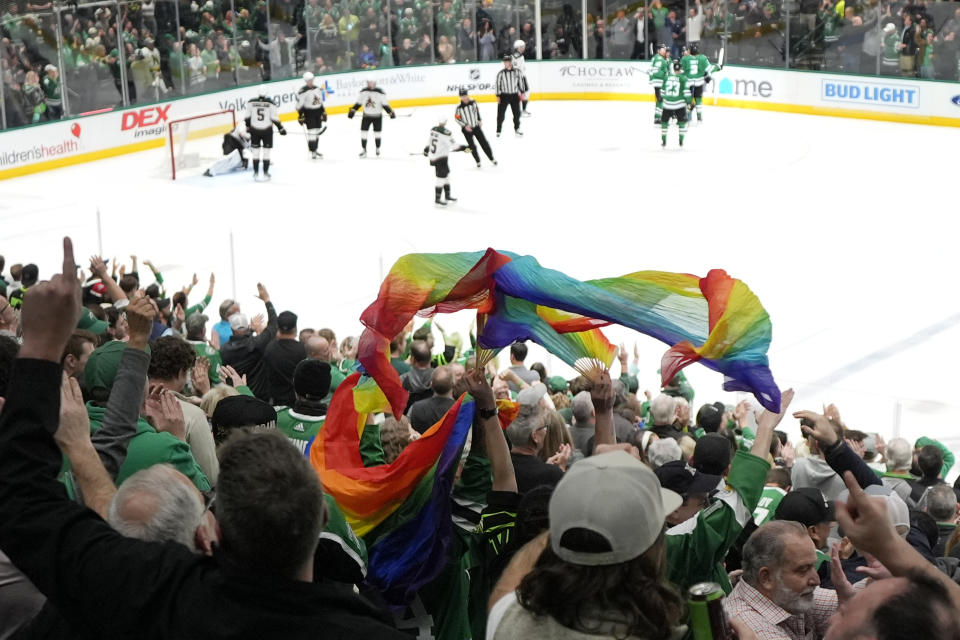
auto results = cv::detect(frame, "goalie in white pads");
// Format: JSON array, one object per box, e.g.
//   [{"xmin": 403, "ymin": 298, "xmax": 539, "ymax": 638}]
[
  {"xmin": 423, "ymin": 118, "xmax": 467, "ymax": 206},
  {"xmin": 297, "ymin": 72, "xmax": 327, "ymax": 159},
  {"xmin": 243, "ymin": 88, "xmax": 287, "ymax": 180},
  {"xmin": 203, "ymin": 124, "xmax": 251, "ymax": 176},
  {"xmin": 348, "ymin": 79, "xmax": 395, "ymax": 157}
]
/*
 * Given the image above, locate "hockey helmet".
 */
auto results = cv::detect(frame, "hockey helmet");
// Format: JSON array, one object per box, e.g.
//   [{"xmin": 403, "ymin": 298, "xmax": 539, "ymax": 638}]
[
  {"xmin": 366, "ymin": 78, "xmax": 377, "ymax": 88},
  {"xmin": 690, "ymin": 44, "xmax": 699, "ymax": 55},
  {"xmin": 672, "ymin": 60, "xmax": 682, "ymax": 71},
  {"xmin": 502, "ymin": 53, "xmax": 512, "ymax": 62},
  {"xmin": 514, "ymin": 39, "xmax": 525, "ymax": 50},
  {"xmin": 303, "ymin": 71, "xmax": 315, "ymax": 82},
  {"xmin": 657, "ymin": 42, "xmax": 667, "ymax": 51},
  {"xmin": 458, "ymin": 87, "xmax": 469, "ymax": 96}
]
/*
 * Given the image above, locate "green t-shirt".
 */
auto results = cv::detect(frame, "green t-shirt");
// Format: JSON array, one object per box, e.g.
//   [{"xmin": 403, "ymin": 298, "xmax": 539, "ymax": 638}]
[
  {"xmin": 188, "ymin": 340, "xmax": 222, "ymax": 386},
  {"xmin": 753, "ymin": 486, "xmax": 787, "ymax": 525},
  {"xmin": 391, "ymin": 356, "xmax": 412, "ymax": 375}
]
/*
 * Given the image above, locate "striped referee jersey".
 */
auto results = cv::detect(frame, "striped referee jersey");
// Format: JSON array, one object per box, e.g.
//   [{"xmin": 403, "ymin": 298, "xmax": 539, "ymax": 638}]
[
  {"xmin": 495, "ymin": 68, "xmax": 526, "ymax": 95},
  {"xmin": 454, "ymin": 100, "xmax": 482, "ymax": 128}
]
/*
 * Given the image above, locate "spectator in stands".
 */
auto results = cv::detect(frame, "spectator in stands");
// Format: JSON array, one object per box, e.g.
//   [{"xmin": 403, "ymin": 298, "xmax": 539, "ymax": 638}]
[
  {"xmin": 479, "ymin": 21, "xmax": 496, "ymax": 60},
  {"xmin": 398, "ymin": 37, "xmax": 415, "ymax": 64},
  {"xmin": 569, "ymin": 390, "xmax": 595, "ymax": 456},
  {"xmin": 910, "ymin": 444, "xmax": 946, "ymax": 504},
  {"xmin": 263, "ymin": 311, "xmax": 306, "ymax": 407},
  {"xmin": 505, "ymin": 341, "xmax": 539, "ymax": 392},
  {"xmin": 921, "ymin": 484, "xmax": 958, "ymax": 557},
  {"xmin": 609, "ymin": 10, "xmax": 634, "ymax": 59},
  {"xmin": 61, "ymin": 330, "xmax": 97, "ymax": 380},
  {"xmin": 400, "ymin": 340, "xmax": 433, "ymax": 408},
  {"xmin": 791, "ymin": 416, "xmax": 846, "ymax": 501},
  {"xmin": 219, "ymin": 284, "xmax": 277, "ymax": 400},
  {"xmin": 725, "ymin": 521, "xmax": 838, "ymax": 638},
  {"xmin": 486, "ymin": 450, "xmax": 686, "ymax": 639},
  {"xmin": 881, "ymin": 437, "xmax": 917, "ymax": 507},
  {"xmin": 407, "ymin": 366, "xmax": 455, "ymax": 434},
  {"xmin": 899, "ymin": 12, "xmax": 918, "ymax": 76}
]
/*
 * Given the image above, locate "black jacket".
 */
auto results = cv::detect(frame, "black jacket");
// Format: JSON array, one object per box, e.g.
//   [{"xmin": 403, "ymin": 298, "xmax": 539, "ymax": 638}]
[
  {"xmin": 262, "ymin": 338, "xmax": 307, "ymax": 406},
  {"xmin": 0, "ymin": 359, "xmax": 405, "ymax": 640},
  {"xmin": 220, "ymin": 301, "xmax": 278, "ymax": 399}
]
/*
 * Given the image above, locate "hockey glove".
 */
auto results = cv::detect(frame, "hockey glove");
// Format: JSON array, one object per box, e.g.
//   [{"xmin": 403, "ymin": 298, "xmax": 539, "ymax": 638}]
[
  {"xmin": 389, "ymin": 112, "xmax": 396, "ymax": 119},
  {"xmin": 298, "ymin": 113, "xmax": 306, "ymax": 125},
  {"xmin": 705, "ymin": 75, "xmax": 712, "ymax": 84},
  {"xmin": 278, "ymin": 126, "xmax": 287, "ymax": 135},
  {"xmin": 348, "ymin": 108, "xmax": 357, "ymax": 119},
  {"xmin": 321, "ymin": 111, "xmax": 328, "ymax": 122},
  {"xmin": 423, "ymin": 147, "xmax": 428, "ymax": 157}
]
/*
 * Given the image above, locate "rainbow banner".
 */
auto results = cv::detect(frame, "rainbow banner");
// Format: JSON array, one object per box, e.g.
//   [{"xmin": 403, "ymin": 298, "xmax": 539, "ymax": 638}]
[
  {"xmin": 310, "ymin": 373, "xmax": 474, "ymax": 603},
  {"xmin": 358, "ymin": 250, "xmax": 781, "ymax": 415}
]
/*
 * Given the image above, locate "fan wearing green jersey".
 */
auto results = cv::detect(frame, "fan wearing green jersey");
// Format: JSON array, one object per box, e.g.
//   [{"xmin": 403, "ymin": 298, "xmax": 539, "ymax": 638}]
[
  {"xmin": 649, "ymin": 42, "xmax": 669, "ymax": 124},
  {"xmin": 276, "ymin": 359, "xmax": 332, "ymax": 457},
  {"xmin": 660, "ymin": 60, "xmax": 693, "ymax": 148},
  {"xmin": 680, "ymin": 44, "xmax": 721, "ymax": 122}
]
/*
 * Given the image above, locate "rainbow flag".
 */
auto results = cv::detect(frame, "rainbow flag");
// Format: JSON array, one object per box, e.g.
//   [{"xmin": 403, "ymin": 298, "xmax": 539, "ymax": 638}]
[
  {"xmin": 358, "ymin": 250, "xmax": 780, "ymax": 414},
  {"xmin": 310, "ymin": 373, "xmax": 474, "ymax": 604}
]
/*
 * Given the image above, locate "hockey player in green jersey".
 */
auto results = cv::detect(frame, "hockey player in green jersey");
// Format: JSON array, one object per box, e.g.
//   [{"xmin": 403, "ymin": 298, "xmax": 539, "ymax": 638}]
[
  {"xmin": 660, "ymin": 60, "xmax": 692, "ymax": 147},
  {"xmin": 680, "ymin": 44, "xmax": 721, "ymax": 122},
  {"xmin": 649, "ymin": 42, "xmax": 669, "ymax": 124}
]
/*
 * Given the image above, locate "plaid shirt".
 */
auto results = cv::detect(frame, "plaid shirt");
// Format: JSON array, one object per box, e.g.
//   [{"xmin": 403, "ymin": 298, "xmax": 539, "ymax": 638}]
[{"xmin": 724, "ymin": 579, "xmax": 837, "ymax": 640}]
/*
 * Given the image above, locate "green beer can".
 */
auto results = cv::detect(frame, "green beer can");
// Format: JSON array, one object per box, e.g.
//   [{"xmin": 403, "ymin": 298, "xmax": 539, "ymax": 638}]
[{"xmin": 688, "ymin": 582, "xmax": 730, "ymax": 640}]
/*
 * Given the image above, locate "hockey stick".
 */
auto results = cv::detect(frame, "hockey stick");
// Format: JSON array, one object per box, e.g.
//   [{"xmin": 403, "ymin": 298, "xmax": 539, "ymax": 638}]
[{"xmin": 712, "ymin": 46, "xmax": 725, "ymax": 106}]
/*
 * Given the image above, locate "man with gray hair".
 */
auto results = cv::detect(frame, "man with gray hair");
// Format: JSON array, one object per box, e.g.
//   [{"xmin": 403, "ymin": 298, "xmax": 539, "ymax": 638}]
[
  {"xmin": 507, "ymin": 404, "xmax": 563, "ymax": 494},
  {"xmin": 107, "ymin": 464, "xmax": 218, "ymax": 553},
  {"xmin": 881, "ymin": 438, "xmax": 917, "ymax": 508},
  {"xmin": 647, "ymin": 437, "xmax": 683, "ymax": 469},
  {"xmin": 220, "ymin": 283, "xmax": 278, "ymax": 400},
  {"xmin": 569, "ymin": 390, "xmax": 595, "ymax": 456},
  {"xmin": 921, "ymin": 483, "xmax": 958, "ymax": 556},
  {"xmin": 725, "ymin": 520, "xmax": 839, "ymax": 640},
  {"xmin": 648, "ymin": 393, "xmax": 683, "ymax": 441}
]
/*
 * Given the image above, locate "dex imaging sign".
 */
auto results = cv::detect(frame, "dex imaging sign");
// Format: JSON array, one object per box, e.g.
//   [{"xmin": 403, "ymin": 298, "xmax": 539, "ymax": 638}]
[{"xmin": 821, "ymin": 79, "xmax": 919, "ymax": 109}]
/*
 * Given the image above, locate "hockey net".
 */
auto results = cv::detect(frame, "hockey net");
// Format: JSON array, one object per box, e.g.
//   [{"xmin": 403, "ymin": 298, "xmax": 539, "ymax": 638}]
[{"xmin": 168, "ymin": 109, "xmax": 237, "ymax": 180}]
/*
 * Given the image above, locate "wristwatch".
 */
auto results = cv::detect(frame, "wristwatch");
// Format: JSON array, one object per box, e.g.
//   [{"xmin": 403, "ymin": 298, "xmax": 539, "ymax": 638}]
[{"xmin": 477, "ymin": 406, "xmax": 498, "ymax": 420}]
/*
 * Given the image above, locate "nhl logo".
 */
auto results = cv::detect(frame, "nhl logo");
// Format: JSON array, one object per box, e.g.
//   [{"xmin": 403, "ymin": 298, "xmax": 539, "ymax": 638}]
[{"xmin": 469, "ymin": 68, "xmax": 481, "ymax": 81}]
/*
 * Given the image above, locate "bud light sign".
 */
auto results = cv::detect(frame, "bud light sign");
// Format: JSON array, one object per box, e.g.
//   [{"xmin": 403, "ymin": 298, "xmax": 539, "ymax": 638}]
[{"xmin": 821, "ymin": 80, "xmax": 919, "ymax": 109}]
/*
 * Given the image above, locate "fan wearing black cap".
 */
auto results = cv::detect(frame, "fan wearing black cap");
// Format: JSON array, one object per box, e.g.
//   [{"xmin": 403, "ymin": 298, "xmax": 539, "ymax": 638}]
[
  {"xmin": 276, "ymin": 359, "xmax": 332, "ymax": 456},
  {"xmin": 262, "ymin": 310, "xmax": 307, "ymax": 406},
  {"xmin": 7, "ymin": 263, "xmax": 38, "ymax": 310},
  {"xmin": 454, "ymin": 88, "xmax": 497, "ymax": 167},
  {"xmin": 660, "ymin": 389, "xmax": 795, "ymax": 594},
  {"xmin": 774, "ymin": 487, "xmax": 835, "ymax": 574}
]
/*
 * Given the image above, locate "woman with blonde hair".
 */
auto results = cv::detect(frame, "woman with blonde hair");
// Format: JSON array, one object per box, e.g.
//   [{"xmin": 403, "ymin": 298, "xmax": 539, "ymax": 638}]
[{"xmin": 538, "ymin": 410, "xmax": 580, "ymax": 470}]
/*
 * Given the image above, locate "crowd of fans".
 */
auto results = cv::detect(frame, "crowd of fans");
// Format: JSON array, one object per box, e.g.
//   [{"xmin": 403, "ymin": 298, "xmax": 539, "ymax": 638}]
[
  {"xmin": 2, "ymin": 241, "xmax": 960, "ymax": 640},
  {"xmin": 2, "ymin": 0, "xmax": 958, "ymax": 127}
]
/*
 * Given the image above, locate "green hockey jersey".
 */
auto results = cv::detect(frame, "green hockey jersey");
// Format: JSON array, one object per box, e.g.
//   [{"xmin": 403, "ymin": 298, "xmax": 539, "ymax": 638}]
[
  {"xmin": 666, "ymin": 450, "xmax": 769, "ymax": 594},
  {"xmin": 752, "ymin": 486, "xmax": 787, "ymax": 525},
  {"xmin": 681, "ymin": 53, "xmax": 719, "ymax": 86},
  {"xmin": 276, "ymin": 406, "xmax": 325, "ymax": 456},
  {"xmin": 649, "ymin": 53, "xmax": 669, "ymax": 87},
  {"xmin": 883, "ymin": 32, "xmax": 900, "ymax": 66},
  {"xmin": 661, "ymin": 71, "xmax": 693, "ymax": 110}
]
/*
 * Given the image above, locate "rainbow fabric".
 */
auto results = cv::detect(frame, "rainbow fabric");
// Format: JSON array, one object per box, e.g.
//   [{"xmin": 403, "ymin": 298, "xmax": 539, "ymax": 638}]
[
  {"xmin": 310, "ymin": 373, "xmax": 474, "ymax": 603},
  {"xmin": 358, "ymin": 249, "xmax": 781, "ymax": 415}
]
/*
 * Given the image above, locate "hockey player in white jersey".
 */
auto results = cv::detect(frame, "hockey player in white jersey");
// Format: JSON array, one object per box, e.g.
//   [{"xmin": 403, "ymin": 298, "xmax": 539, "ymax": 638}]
[
  {"xmin": 347, "ymin": 79, "xmax": 395, "ymax": 157},
  {"xmin": 297, "ymin": 72, "xmax": 327, "ymax": 159},
  {"xmin": 511, "ymin": 40, "xmax": 531, "ymax": 116},
  {"xmin": 423, "ymin": 118, "xmax": 468, "ymax": 206},
  {"xmin": 203, "ymin": 123, "xmax": 251, "ymax": 176},
  {"xmin": 243, "ymin": 88, "xmax": 287, "ymax": 180}
]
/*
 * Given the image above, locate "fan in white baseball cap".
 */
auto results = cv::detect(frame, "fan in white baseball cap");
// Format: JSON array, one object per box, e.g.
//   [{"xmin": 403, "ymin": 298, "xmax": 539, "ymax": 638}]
[{"xmin": 487, "ymin": 450, "xmax": 687, "ymax": 640}]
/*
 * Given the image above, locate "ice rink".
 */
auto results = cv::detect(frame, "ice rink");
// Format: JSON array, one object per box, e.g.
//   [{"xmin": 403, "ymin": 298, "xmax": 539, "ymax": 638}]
[{"xmin": 3, "ymin": 99, "xmax": 959, "ymax": 457}]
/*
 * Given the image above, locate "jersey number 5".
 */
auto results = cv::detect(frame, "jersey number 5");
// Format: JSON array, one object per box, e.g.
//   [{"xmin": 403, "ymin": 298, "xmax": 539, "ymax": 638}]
[{"xmin": 256, "ymin": 107, "xmax": 265, "ymax": 120}]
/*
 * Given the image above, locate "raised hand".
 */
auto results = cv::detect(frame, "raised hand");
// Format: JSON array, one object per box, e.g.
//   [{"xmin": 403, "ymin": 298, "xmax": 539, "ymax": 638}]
[
  {"xmin": 251, "ymin": 314, "xmax": 266, "ymax": 334},
  {"xmin": 220, "ymin": 364, "xmax": 247, "ymax": 388},
  {"xmin": 20, "ymin": 237, "xmax": 82, "ymax": 363},
  {"xmin": 256, "ymin": 282, "xmax": 270, "ymax": 302},
  {"xmin": 793, "ymin": 410, "xmax": 840, "ymax": 448},
  {"xmin": 55, "ymin": 373, "xmax": 92, "ymax": 453},
  {"xmin": 125, "ymin": 295, "xmax": 156, "ymax": 349},
  {"xmin": 144, "ymin": 388, "xmax": 186, "ymax": 441},
  {"xmin": 756, "ymin": 388, "xmax": 794, "ymax": 433},
  {"xmin": 833, "ymin": 471, "xmax": 901, "ymax": 560},
  {"xmin": 89, "ymin": 255, "xmax": 108, "ymax": 278},
  {"xmin": 590, "ymin": 369, "xmax": 614, "ymax": 413},
  {"xmin": 193, "ymin": 357, "xmax": 211, "ymax": 396},
  {"xmin": 464, "ymin": 368, "xmax": 495, "ymax": 410},
  {"xmin": 546, "ymin": 443, "xmax": 572, "ymax": 471}
]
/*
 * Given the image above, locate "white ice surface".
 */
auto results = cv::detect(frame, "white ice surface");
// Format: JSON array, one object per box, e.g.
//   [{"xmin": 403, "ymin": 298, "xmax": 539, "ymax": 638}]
[{"xmin": 3, "ymin": 99, "xmax": 959, "ymax": 463}]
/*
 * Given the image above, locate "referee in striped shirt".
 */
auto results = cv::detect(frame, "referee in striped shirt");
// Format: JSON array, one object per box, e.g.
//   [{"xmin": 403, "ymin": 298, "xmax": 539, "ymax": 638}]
[
  {"xmin": 454, "ymin": 88, "xmax": 497, "ymax": 167},
  {"xmin": 495, "ymin": 55, "xmax": 526, "ymax": 137}
]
